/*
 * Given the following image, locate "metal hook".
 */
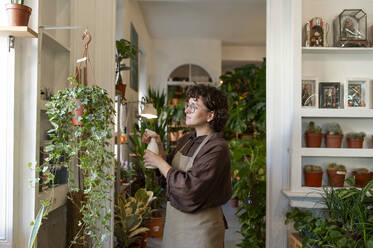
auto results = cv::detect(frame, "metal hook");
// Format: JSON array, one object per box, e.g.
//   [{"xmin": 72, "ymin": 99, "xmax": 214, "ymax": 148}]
[{"xmin": 82, "ymin": 30, "xmax": 91, "ymax": 49}]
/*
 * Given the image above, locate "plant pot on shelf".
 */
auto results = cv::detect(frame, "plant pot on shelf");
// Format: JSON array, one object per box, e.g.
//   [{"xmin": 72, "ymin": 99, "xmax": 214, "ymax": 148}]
[
  {"xmin": 327, "ymin": 169, "xmax": 346, "ymax": 187},
  {"xmin": 347, "ymin": 138, "xmax": 364, "ymax": 148},
  {"xmin": 304, "ymin": 171, "xmax": 323, "ymax": 187},
  {"xmin": 305, "ymin": 132, "xmax": 323, "ymax": 147},
  {"xmin": 146, "ymin": 215, "xmax": 164, "ymax": 238},
  {"xmin": 325, "ymin": 135, "xmax": 343, "ymax": 148},
  {"xmin": 353, "ymin": 170, "xmax": 373, "ymax": 188},
  {"xmin": 5, "ymin": 3, "xmax": 32, "ymax": 26}
]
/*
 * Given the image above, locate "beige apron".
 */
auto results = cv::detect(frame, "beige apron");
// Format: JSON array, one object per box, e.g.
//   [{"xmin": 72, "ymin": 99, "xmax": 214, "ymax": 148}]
[{"xmin": 162, "ymin": 134, "xmax": 225, "ymax": 248}]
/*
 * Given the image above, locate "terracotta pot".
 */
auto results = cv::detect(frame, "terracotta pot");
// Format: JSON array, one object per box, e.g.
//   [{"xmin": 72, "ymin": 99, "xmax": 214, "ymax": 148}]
[
  {"xmin": 230, "ymin": 199, "xmax": 239, "ymax": 208},
  {"xmin": 305, "ymin": 132, "xmax": 323, "ymax": 147},
  {"xmin": 115, "ymin": 133, "xmax": 127, "ymax": 144},
  {"xmin": 72, "ymin": 100, "xmax": 84, "ymax": 126},
  {"xmin": 304, "ymin": 171, "xmax": 323, "ymax": 187},
  {"xmin": 115, "ymin": 84, "xmax": 126, "ymax": 97},
  {"xmin": 325, "ymin": 135, "xmax": 343, "ymax": 148},
  {"xmin": 5, "ymin": 4, "xmax": 32, "ymax": 26},
  {"xmin": 171, "ymin": 98, "xmax": 178, "ymax": 106},
  {"xmin": 327, "ymin": 169, "xmax": 345, "ymax": 187},
  {"xmin": 353, "ymin": 172, "xmax": 373, "ymax": 188},
  {"xmin": 129, "ymin": 233, "xmax": 147, "ymax": 248},
  {"xmin": 146, "ymin": 216, "xmax": 163, "ymax": 238},
  {"xmin": 347, "ymin": 138, "xmax": 364, "ymax": 149}
]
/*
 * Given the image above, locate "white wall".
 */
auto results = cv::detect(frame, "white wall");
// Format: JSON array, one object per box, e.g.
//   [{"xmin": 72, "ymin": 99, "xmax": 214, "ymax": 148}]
[
  {"xmin": 222, "ymin": 45, "xmax": 266, "ymax": 62},
  {"xmin": 151, "ymin": 38, "xmax": 222, "ymax": 91},
  {"xmin": 116, "ymin": 0, "xmax": 153, "ymax": 103}
]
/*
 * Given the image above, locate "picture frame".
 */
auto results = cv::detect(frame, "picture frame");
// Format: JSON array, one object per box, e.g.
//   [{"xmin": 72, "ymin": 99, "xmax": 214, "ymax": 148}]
[
  {"xmin": 345, "ymin": 78, "xmax": 371, "ymax": 109},
  {"xmin": 302, "ymin": 77, "xmax": 318, "ymax": 108},
  {"xmin": 319, "ymin": 82, "xmax": 342, "ymax": 109}
]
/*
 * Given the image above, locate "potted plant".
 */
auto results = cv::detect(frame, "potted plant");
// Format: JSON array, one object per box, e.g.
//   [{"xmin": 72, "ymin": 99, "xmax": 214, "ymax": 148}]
[
  {"xmin": 114, "ymin": 188, "xmax": 156, "ymax": 248},
  {"xmin": 45, "ymin": 76, "xmax": 116, "ymax": 247},
  {"xmin": 326, "ymin": 162, "xmax": 346, "ymax": 187},
  {"xmin": 115, "ymin": 39, "xmax": 138, "ymax": 96},
  {"xmin": 346, "ymin": 131, "xmax": 366, "ymax": 148},
  {"xmin": 304, "ymin": 121, "xmax": 323, "ymax": 147},
  {"xmin": 325, "ymin": 123, "xmax": 343, "ymax": 148},
  {"xmin": 304, "ymin": 165, "xmax": 323, "ymax": 187},
  {"xmin": 352, "ymin": 168, "xmax": 373, "ymax": 188},
  {"xmin": 5, "ymin": 0, "xmax": 32, "ymax": 26}
]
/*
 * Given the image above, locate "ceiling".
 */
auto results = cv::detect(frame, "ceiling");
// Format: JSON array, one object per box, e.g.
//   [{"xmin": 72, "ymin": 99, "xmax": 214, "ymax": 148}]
[{"xmin": 138, "ymin": 0, "xmax": 266, "ymax": 46}]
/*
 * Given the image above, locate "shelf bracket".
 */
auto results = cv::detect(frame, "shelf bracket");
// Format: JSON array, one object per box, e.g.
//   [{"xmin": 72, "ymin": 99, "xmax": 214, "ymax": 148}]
[{"xmin": 8, "ymin": 35, "xmax": 15, "ymax": 52}]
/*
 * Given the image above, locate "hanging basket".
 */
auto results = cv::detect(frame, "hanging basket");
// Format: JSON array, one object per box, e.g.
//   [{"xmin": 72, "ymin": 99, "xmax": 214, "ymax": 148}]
[{"xmin": 5, "ymin": 3, "xmax": 32, "ymax": 26}]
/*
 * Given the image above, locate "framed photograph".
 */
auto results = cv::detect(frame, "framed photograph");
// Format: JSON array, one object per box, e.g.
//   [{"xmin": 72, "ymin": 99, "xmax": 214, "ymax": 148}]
[
  {"xmin": 302, "ymin": 77, "xmax": 318, "ymax": 108},
  {"xmin": 319, "ymin": 82, "xmax": 342, "ymax": 109},
  {"xmin": 345, "ymin": 79, "xmax": 371, "ymax": 108}
]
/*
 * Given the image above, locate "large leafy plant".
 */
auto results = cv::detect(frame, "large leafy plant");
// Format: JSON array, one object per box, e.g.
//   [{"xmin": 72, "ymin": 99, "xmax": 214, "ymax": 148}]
[
  {"xmin": 286, "ymin": 178, "xmax": 373, "ymax": 247},
  {"xmin": 114, "ymin": 188, "xmax": 156, "ymax": 247},
  {"xmin": 220, "ymin": 59, "xmax": 266, "ymax": 138},
  {"xmin": 229, "ymin": 138, "xmax": 266, "ymax": 248},
  {"xmin": 44, "ymin": 76, "xmax": 116, "ymax": 247}
]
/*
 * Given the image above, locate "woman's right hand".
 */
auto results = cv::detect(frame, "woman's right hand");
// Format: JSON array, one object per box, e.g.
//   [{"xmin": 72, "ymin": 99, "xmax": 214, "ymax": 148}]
[{"xmin": 141, "ymin": 130, "xmax": 161, "ymax": 145}]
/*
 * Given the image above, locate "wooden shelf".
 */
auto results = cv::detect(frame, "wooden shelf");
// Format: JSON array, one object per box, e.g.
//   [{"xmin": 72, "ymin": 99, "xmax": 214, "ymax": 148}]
[
  {"xmin": 302, "ymin": 47, "xmax": 373, "ymax": 54},
  {"xmin": 300, "ymin": 108, "xmax": 373, "ymax": 118},
  {"xmin": 301, "ymin": 148, "xmax": 373, "ymax": 157},
  {"xmin": 0, "ymin": 26, "xmax": 38, "ymax": 38}
]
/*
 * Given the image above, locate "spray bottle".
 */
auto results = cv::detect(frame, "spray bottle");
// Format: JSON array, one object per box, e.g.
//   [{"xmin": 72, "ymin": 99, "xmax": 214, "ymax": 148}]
[{"xmin": 145, "ymin": 129, "xmax": 159, "ymax": 168}]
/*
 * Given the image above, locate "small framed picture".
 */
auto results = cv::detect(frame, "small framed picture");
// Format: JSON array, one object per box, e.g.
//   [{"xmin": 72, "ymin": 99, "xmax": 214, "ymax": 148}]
[
  {"xmin": 319, "ymin": 82, "xmax": 342, "ymax": 109},
  {"xmin": 302, "ymin": 77, "xmax": 318, "ymax": 108},
  {"xmin": 345, "ymin": 79, "xmax": 371, "ymax": 108}
]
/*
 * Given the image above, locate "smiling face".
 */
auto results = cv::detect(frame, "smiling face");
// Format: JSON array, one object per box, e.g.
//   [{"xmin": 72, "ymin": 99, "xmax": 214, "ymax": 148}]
[{"xmin": 185, "ymin": 97, "xmax": 214, "ymax": 129}]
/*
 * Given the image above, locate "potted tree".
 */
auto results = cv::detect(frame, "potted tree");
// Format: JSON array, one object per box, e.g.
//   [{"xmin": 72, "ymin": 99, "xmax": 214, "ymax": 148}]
[
  {"xmin": 5, "ymin": 0, "xmax": 32, "ymax": 26},
  {"xmin": 304, "ymin": 121, "xmax": 323, "ymax": 147},
  {"xmin": 325, "ymin": 123, "xmax": 343, "ymax": 148},
  {"xmin": 115, "ymin": 39, "xmax": 138, "ymax": 97},
  {"xmin": 346, "ymin": 131, "xmax": 366, "ymax": 148},
  {"xmin": 304, "ymin": 165, "xmax": 323, "ymax": 187},
  {"xmin": 45, "ymin": 76, "xmax": 116, "ymax": 247},
  {"xmin": 352, "ymin": 168, "xmax": 373, "ymax": 188},
  {"xmin": 326, "ymin": 162, "xmax": 346, "ymax": 187}
]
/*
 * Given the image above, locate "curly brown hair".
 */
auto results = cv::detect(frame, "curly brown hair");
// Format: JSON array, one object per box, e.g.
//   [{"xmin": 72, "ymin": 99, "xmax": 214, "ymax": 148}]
[{"xmin": 186, "ymin": 84, "xmax": 229, "ymax": 132}]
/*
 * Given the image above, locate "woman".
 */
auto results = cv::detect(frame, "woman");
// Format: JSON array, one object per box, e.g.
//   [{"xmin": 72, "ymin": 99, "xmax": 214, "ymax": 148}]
[{"xmin": 143, "ymin": 84, "xmax": 232, "ymax": 248}]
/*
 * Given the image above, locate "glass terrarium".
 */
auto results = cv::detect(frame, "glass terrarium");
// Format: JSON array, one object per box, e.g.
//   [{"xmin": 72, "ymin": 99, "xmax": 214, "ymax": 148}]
[{"xmin": 334, "ymin": 9, "xmax": 368, "ymax": 47}]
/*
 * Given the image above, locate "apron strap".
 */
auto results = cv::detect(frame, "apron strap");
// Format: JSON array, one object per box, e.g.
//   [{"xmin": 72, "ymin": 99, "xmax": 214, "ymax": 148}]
[{"xmin": 190, "ymin": 133, "xmax": 214, "ymax": 162}]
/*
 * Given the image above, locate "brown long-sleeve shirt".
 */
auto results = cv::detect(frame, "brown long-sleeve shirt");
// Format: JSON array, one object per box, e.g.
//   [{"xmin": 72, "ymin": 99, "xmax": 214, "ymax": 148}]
[{"xmin": 166, "ymin": 132, "xmax": 232, "ymax": 213}]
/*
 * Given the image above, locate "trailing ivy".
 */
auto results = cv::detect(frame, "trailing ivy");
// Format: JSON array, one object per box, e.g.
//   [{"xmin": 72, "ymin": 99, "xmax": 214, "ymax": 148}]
[{"xmin": 44, "ymin": 76, "xmax": 116, "ymax": 247}]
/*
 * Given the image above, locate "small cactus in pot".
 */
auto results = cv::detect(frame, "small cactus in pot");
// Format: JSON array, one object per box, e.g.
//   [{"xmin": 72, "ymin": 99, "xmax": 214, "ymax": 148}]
[
  {"xmin": 304, "ymin": 165, "xmax": 323, "ymax": 187},
  {"xmin": 346, "ymin": 132, "xmax": 366, "ymax": 148},
  {"xmin": 305, "ymin": 121, "xmax": 323, "ymax": 147},
  {"xmin": 325, "ymin": 123, "xmax": 343, "ymax": 148},
  {"xmin": 326, "ymin": 163, "xmax": 346, "ymax": 187},
  {"xmin": 352, "ymin": 168, "xmax": 373, "ymax": 188}
]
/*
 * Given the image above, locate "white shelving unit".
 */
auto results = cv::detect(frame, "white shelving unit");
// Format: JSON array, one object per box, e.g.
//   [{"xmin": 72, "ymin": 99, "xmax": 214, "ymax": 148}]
[{"xmin": 283, "ymin": 0, "xmax": 373, "ymax": 208}]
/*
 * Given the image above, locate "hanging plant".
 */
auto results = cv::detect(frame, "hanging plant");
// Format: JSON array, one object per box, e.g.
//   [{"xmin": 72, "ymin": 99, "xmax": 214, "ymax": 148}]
[{"xmin": 43, "ymin": 75, "xmax": 116, "ymax": 247}]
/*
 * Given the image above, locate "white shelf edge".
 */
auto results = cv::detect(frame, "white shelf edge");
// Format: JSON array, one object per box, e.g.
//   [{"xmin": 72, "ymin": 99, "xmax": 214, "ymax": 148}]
[
  {"xmin": 300, "ymin": 108, "xmax": 373, "ymax": 118},
  {"xmin": 302, "ymin": 47, "xmax": 373, "ymax": 54},
  {"xmin": 167, "ymin": 81, "xmax": 214, "ymax": 86},
  {"xmin": 301, "ymin": 148, "xmax": 373, "ymax": 157},
  {"xmin": 42, "ymin": 31, "xmax": 70, "ymax": 53},
  {"xmin": 38, "ymin": 184, "xmax": 69, "ymax": 212},
  {"xmin": 282, "ymin": 189, "xmax": 325, "ymax": 208}
]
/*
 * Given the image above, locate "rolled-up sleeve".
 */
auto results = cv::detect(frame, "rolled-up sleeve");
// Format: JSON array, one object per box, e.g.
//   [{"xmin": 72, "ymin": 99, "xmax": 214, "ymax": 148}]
[{"xmin": 166, "ymin": 143, "xmax": 232, "ymax": 213}]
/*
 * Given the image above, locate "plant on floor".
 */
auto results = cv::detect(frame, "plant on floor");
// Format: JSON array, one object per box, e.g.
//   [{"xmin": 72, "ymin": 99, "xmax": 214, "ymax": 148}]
[
  {"xmin": 220, "ymin": 59, "xmax": 266, "ymax": 139},
  {"xmin": 44, "ymin": 76, "xmax": 116, "ymax": 247},
  {"xmin": 286, "ymin": 177, "xmax": 373, "ymax": 247},
  {"xmin": 229, "ymin": 138, "xmax": 266, "ymax": 248},
  {"xmin": 114, "ymin": 188, "xmax": 156, "ymax": 248}
]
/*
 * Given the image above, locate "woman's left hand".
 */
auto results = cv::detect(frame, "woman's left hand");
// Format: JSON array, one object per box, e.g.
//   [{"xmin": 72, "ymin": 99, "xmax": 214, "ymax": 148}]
[{"xmin": 144, "ymin": 149, "xmax": 165, "ymax": 169}]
